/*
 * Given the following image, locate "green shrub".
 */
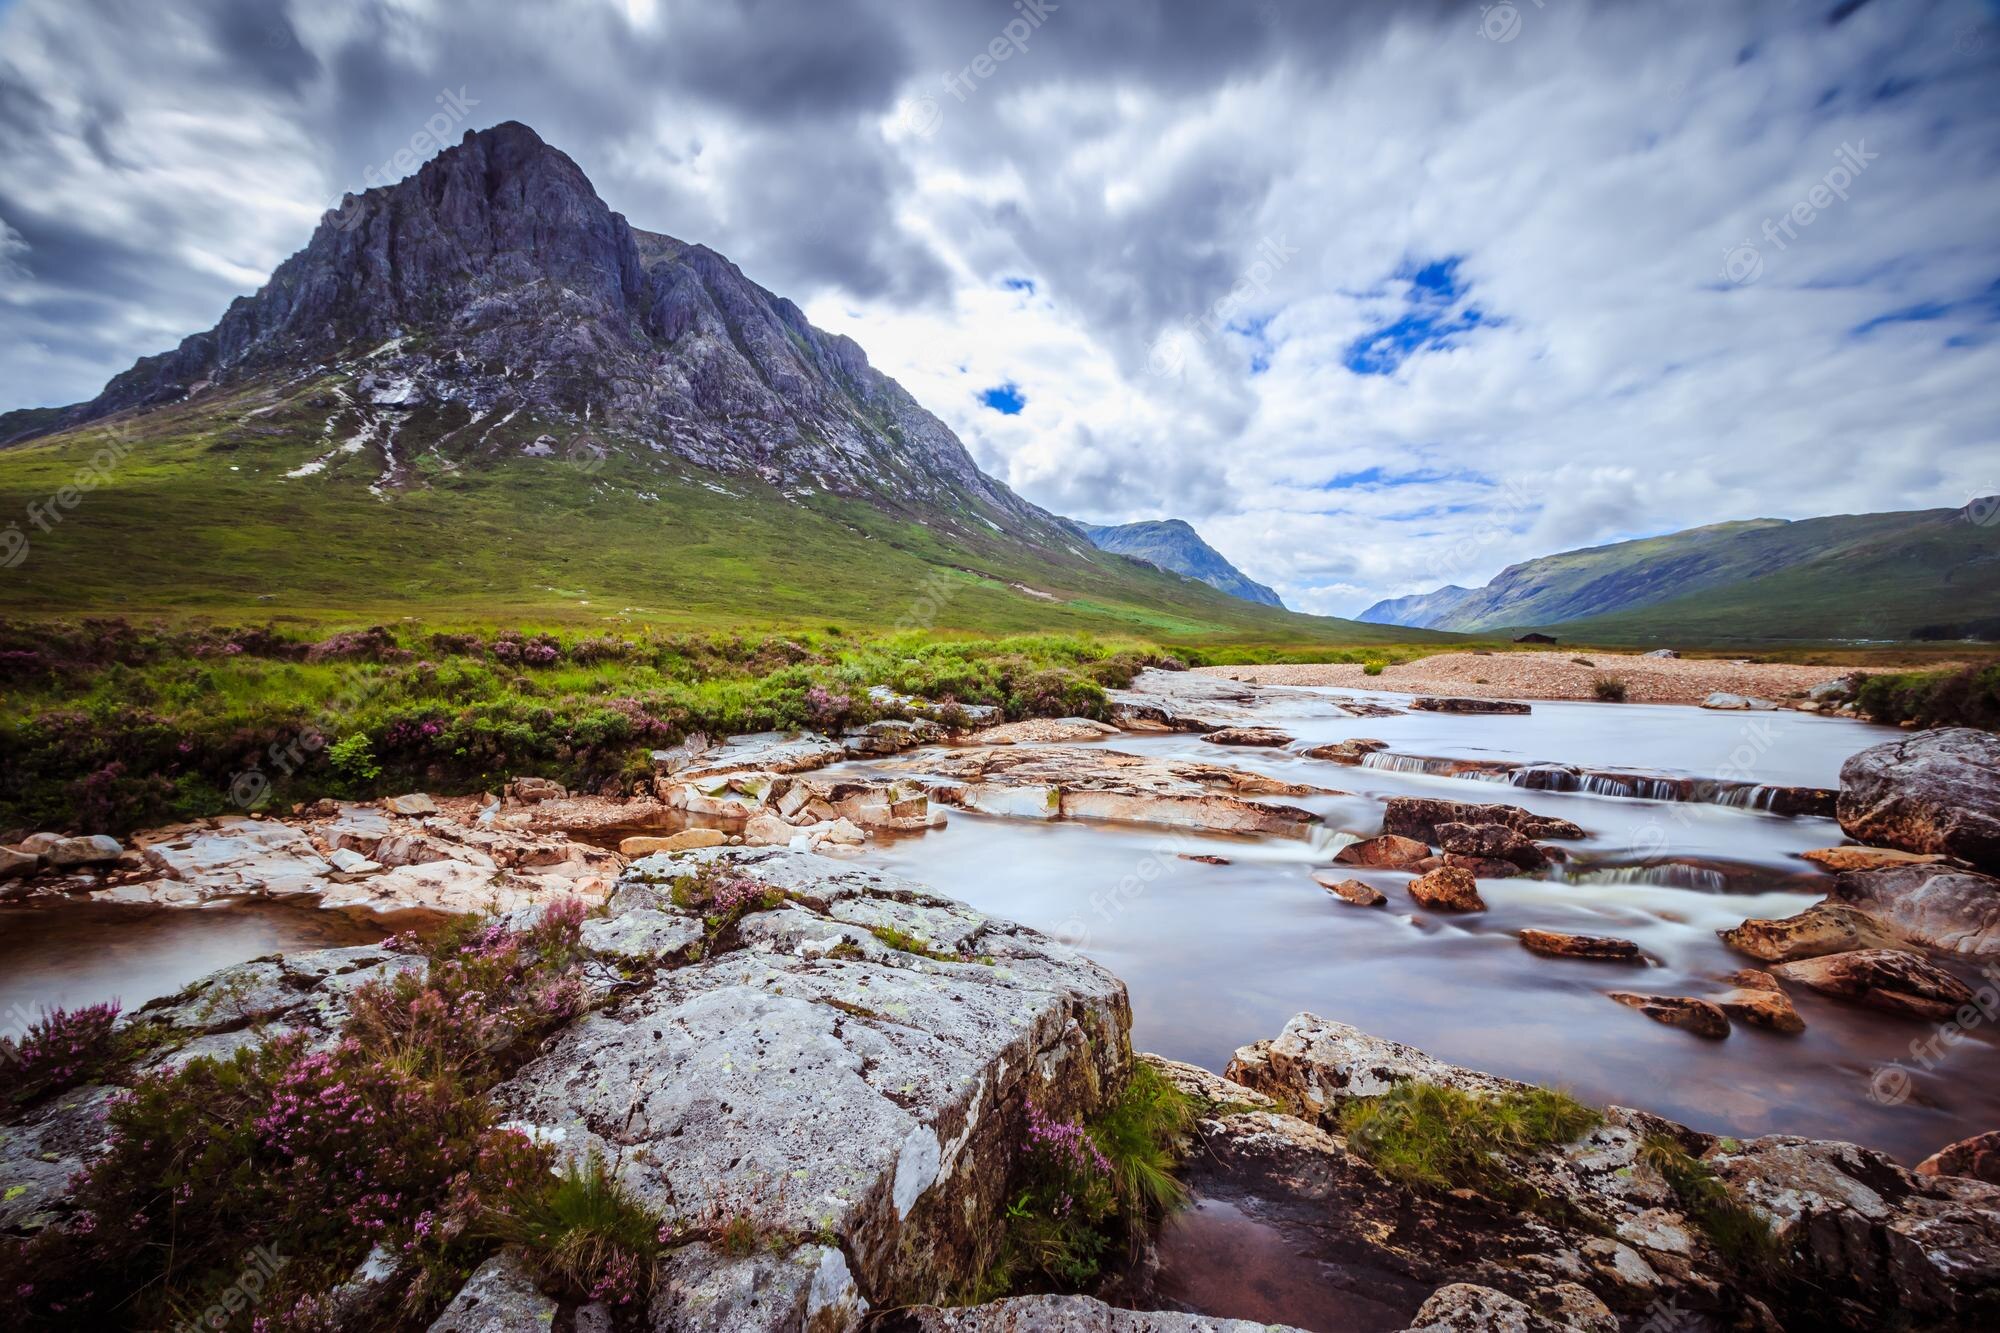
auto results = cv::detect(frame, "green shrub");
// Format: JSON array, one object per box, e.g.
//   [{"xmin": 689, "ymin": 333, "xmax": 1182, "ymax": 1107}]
[
  {"xmin": 326, "ymin": 732, "xmax": 382, "ymax": 782},
  {"xmin": 1362, "ymin": 662, "xmax": 1385, "ymax": 677},
  {"xmin": 1853, "ymin": 664, "xmax": 2000, "ymax": 731},
  {"xmin": 1338, "ymin": 1081, "xmax": 1600, "ymax": 1195},
  {"xmin": 1592, "ymin": 676, "xmax": 1628, "ymax": 703}
]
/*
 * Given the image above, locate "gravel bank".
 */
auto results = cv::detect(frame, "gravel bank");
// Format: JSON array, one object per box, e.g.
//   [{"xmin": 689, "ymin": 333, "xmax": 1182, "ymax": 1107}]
[{"xmin": 1196, "ymin": 651, "xmax": 1903, "ymax": 706}]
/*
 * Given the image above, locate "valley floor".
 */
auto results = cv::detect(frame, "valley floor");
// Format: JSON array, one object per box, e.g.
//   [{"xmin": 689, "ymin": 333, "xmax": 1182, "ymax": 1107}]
[{"xmin": 1201, "ymin": 649, "xmax": 1942, "ymax": 705}]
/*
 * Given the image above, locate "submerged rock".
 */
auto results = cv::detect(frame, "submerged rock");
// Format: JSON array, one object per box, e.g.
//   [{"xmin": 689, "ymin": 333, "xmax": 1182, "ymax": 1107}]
[
  {"xmin": 1314, "ymin": 872, "xmax": 1389, "ymax": 906},
  {"xmin": 1607, "ymin": 992, "xmax": 1731, "ymax": 1039},
  {"xmin": 1410, "ymin": 697, "xmax": 1532, "ymax": 715},
  {"xmin": 1772, "ymin": 948, "xmax": 1977, "ymax": 1019},
  {"xmin": 1838, "ymin": 728, "xmax": 2000, "ymax": 873},
  {"xmin": 1803, "ymin": 845, "xmax": 1951, "ymax": 873},
  {"xmin": 1518, "ymin": 929, "xmax": 1641, "ymax": 962}
]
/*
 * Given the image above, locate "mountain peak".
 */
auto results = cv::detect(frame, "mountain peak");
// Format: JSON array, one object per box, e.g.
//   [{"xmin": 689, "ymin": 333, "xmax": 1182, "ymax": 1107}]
[{"xmin": 1076, "ymin": 518, "xmax": 1284, "ymax": 608}]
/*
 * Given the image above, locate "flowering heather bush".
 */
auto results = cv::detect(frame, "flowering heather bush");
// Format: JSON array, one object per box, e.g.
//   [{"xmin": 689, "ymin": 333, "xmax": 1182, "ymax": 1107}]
[
  {"xmin": 303, "ymin": 625, "xmax": 411, "ymax": 664},
  {"xmin": 0, "ymin": 902, "xmax": 600, "ymax": 1328},
  {"xmin": 1, "ymin": 1001, "xmax": 125, "ymax": 1110},
  {"xmin": 804, "ymin": 683, "xmax": 854, "ymax": 731}
]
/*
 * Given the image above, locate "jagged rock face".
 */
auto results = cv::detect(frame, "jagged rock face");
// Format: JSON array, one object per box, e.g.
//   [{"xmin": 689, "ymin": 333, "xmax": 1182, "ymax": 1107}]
[
  {"xmin": 1838, "ymin": 728, "xmax": 2000, "ymax": 873},
  {"xmin": 1830, "ymin": 863, "xmax": 2000, "ymax": 956},
  {"xmin": 55, "ymin": 122, "xmax": 1042, "ymax": 525}
]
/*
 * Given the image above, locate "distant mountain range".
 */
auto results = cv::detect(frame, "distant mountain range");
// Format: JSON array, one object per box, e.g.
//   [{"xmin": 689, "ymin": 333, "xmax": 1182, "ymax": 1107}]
[
  {"xmin": 1359, "ymin": 503, "xmax": 2000, "ymax": 643},
  {"xmin": 0, "ymin": 122, "xmax": 1419, "ymax": 646},
  {"xmin": 1072, "ymin": 519, "xmax": 1285, "ymax": 608}
]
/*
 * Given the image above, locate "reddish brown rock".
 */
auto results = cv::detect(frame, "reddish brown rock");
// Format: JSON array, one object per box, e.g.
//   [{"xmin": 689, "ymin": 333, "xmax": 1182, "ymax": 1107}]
[
  {"xmin": 1382, "ymin": 797, "xmax": 1585, "ymax": 844},
  {"xmin": 1916, "ymin": 1130, "xmax": 2000, "ymax": 1186},
  {"xmin": 1312, "ymin": 872, "xmax": 1387, "ymax": 907},
  {"xmin": 1407, "ymin": 865, "xmax": 1485, "ymax": 912},
  {"xmin": 1201, "ymin": 726, "xmax": 1294, "ymax": 747},
  {"xmin": 1772, "ymin": 948, "xmax": 1977, "ymax": 1020},
  {"xmin": 1178, "ymin": 853, "xmax": 1230, "ymax": 866},
  {"xmin": 1410, "ymin": 696, "xmax": 1532, "ymax": 715},
  {"xmin": 1608, "ymin": 992, "xmax": 1731, "ymax": 1039},
  {"xmin": 1712, "ymin": 969, "xmax": 1806, "ymax": 1034},
  {"xmin": 1442, "ymin": 854, "xmax": 1525, "ymax": 879},
  {"xmin": 1518, "ymin": 928, "xmax": 1641, "ymax": 961},
  {"xmin": 1719, "ymin": 901, "xmax": 1912, "ymax": 963},
  {"xmin": 1830, "ymin": 863, "xmax": 2000, "ymax": 957},
  {"xmin": 1802, "ymin": 845, "xmax": 1949, "ymax": 873},
  {"xmin": 1334, "ymin": 833, "xmax": 1433, "ymax": 869},
  {"xmin": 1436, "ymin": 821, "xmax": 1550, "ymax": 871}
]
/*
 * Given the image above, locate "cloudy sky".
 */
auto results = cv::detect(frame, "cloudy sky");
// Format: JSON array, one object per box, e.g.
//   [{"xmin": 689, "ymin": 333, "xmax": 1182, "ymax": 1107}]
[{"xmin": 2, "ymin": 0, "xmax": 1997, "ymax": 615}]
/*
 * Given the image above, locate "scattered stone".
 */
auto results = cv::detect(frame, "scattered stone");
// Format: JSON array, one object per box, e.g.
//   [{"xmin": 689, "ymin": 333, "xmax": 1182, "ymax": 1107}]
[
  {"xmin": 1607, "ymin": 992, "xmax": 1731, "ymax": 1039},
  {"xmin": 1408, "ymin": 865, "xmax": 1486, "ymax": 912},
  {"xmin": 1201, "ymin": 726, "xmax": 1295, "ymax": 747},
  {"xmin": 1518, "ymin": 928, "xmax": 1641, "ymax": 961},
  {"xmin": 327, "ymin": 847, "xmax": 385, "ymax": 879},
  {"xmin": 1382, "ymin": 797, "xmax": 1585, "ymax": 843},
  {"xmin": 1314, "ymin": 872, "xmax": 1388, "ymax": 906},
  {"xmin": 1711, "ymin": 969, "xmax": 1806, "ymax": 1034},
  {"xmin": 618, "ymin": 828, "xmax": 729, "ymax": 856},
  {"xmin": 844, "ymin": 717, "xmax": 945, "ymax": 756},
  {"xmin": 1802, "ymin": 845, "xmax": 1950, "ymax": 873},
  {"xmin": 1443, "ymin": 855, "xmax": 1526, "ymax": 879},
  {"xmin": 1335, "ymin": 833, "xmax": 1434, "ymax": 869},
  {"xmin": 866, "ymin": 684, "xmax": 1001, "ymax": 728},
  {"xmin": 504, "ymin": 776, "xmax": 567, "ymax": 803},
  {"xmin": 1838, "ymin": 728, "xmax": 2000, "ymax": 873},
  {"xmin": 1719, "ymin": 901, "xmax": 1913, "ymax": 962},
  {"xmin": 1700, "ymin": 692, "xmax": 1779, "ymax": 711},
  {"xmin": 1435, "ymin": 821, "xmax": 1550, "ymax": 871},
  {"xmin": 1178, "ymin": 853, "xmax": 1230, "ymax": 865},
  {"xmin": 669, "ymin": 731, "xmax": 846, "ymax": 782},
  {"xmin": 1643, "ymin": 649, "xmax": 1680, "ymax": 659},
  {"xmin": 1301, "ymin": 737, "xmax": 1389, "ymax": 764},
  {"xmin": 1410, "ymin": 696, "xmax": 1532, "ymax": 715},
  {"xmin": 1917, "ymin": 1130, "xmax": 2000, "ymax": 1186},
  {"xmin": 650, "ymin": 1241, "xmax": 866, "ymax": 1333},
  {"xmin": 382, "ymin": 793, "xmax": 440, "ymax": 816},
  {"xmin": 43, "ymin": 834, "xmax": 123, "ymax": 868},
  {"xmin": 1773, "ymin": 948, "xmax": 1978, "ymax": 1020},
  {"xmin": 0, "ymin": 846, "xmax": 40, "ymax": 879},
  {"xmin": 16, "ymin": 832, "xmax": 64, "ymax": 854},
  {"xmin": 1106, "ymin": 668, "xmax": 1272, "ymax": 731},
  {"xmin": 1830, "ymin": 863, "xmax": 2000, "ymax": 956},
  {"xmin": 964, "ymin": 717, "xmax": 1116, "ymax": 745}
]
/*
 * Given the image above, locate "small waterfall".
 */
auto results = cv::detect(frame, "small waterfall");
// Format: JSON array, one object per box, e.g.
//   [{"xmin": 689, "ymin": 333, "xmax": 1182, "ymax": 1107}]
[
  {"xmin": 1563, "ymin": 863, "xmax": 1730, "ymax": 893},
  {"xmin": 1360, "ymin": 752, "xmax": 1468, "ymax": 777}
]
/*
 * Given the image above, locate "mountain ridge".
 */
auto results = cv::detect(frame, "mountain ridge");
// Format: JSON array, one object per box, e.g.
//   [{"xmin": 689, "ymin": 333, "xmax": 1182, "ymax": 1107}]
[
  {"xmin": 1359, "ymin": 503, "xmax": 2000, "ymax": 642},
  {"xmin": 1072, "ymin": 518, "xmax": 1285, "ymax": 608}
]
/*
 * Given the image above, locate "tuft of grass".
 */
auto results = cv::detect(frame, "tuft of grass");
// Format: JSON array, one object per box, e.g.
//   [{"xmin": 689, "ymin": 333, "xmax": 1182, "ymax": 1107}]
[
  {"xmin": 1640, "ymin": 1135, "xmax": 1782, "ymax": 1270},
  {"xmin": 485, "ymin": 1149, "xmax": 665, "ymax": 1307},
  {"xmin": 1090, "ymin": 1061, "xmax": 1199, "ymax": 1215},
  {"xmin": 1592, "ymin": 675, "xmax": 1629, "ymax": 702},
  {"xmin": 1338, "ymin": 1081, "xmax": 1601, "ymax": 1195},
  {"xmin": 869, "ymin": 923, "xmax": 985, "ymax": 964},
  {"xmin": 1362, "ymin": 661, "xmax": 1386, "ymax": 677}
]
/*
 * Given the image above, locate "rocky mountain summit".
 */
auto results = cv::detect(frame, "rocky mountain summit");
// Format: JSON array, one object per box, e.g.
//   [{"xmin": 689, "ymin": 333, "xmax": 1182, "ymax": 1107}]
[
  {"xmin": 17, "ymin": 121, "xmax": 1046, "ymax": 533},
  {"xmin": 1073, "ymin": 519, "xmax": 1285, "ymax": 608}
]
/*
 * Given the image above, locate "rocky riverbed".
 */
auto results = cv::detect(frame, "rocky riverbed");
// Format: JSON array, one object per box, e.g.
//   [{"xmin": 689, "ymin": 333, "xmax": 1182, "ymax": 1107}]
[{"xmin": 4, "ymin": 669, "xmax": 1999, "ymax": 1329}]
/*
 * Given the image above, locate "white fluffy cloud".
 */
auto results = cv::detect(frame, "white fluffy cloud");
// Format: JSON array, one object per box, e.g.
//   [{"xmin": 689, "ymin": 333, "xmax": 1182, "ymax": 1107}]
[{"xmin": 2, "ymin": 0, "xmax": 1995, "ymax": 615}]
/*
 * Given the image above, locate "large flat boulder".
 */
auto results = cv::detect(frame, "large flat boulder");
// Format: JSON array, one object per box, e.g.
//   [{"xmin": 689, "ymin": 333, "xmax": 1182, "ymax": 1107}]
[
  {"xmin": 493, "ymin": 849, "xmax": 1130, "ymax": 1315},
  {"xmin": 1772, "ymin": 948, "xmax": 1977, "ymax": 1019},
  {"xmin": 1719, "ymin": 901, "xmax": 1913, "ymax": 962},
  {"xmin": 1830, "ymin": 863, "xmax": 2000, "ymax": 956},
  {"xmin": 1838, "ymin": 729, "xmax": 2000, "ymax": 873}
]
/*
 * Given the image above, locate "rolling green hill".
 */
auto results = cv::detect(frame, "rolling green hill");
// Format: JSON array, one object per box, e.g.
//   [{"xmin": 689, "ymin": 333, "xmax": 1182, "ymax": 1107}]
[
  {"xmin": 1360, "ymin": 505, "xmax": 2000, "ymax": 645},
  {"xmin": 0, "ymin": 377, "xmax": 1438, "ymax": 650}
]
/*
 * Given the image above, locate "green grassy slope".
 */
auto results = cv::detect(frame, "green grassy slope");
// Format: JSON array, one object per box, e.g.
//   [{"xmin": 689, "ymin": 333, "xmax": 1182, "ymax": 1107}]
[
  {"xmin": 1387, "ymin": 508, "xmax": 2000, "ymax": 644},
  {"xmin": 0, "ymin": 376, "xmax": 1443, "ymax": 651}
]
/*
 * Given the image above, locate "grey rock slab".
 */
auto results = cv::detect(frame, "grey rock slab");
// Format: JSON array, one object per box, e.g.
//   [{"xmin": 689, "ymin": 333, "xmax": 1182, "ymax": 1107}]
[
  {"xmin": 426, "ymin": 1250, "xmax": 556, "ymax": 1332},
  {"xmin": 1838, "ymin": 728, "xmax": 2000, "ymax": 872},
  {"xmin": 905, "ymin": 1293, "xmax": 1312, "ymax": 1331},
  {"xmin": 139, "ymin": 818, "xmax": 334, "ymax": 897},
  {"xmin": 1831, "ymin": 862, "xmax": 2000, "ymax": 956},
  {"xmin": 0, "ymin": 1083, "xmax": 119, "ymax": 1233},
  {"xmin": 649, "ymin": 1241, "xmax": 865, "ymax": 1332}
]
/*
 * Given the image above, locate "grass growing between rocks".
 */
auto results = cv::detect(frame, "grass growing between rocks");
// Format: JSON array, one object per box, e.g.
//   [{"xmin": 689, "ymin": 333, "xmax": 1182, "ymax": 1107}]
[
  {"xmin": 484, "ymin": 1150, "xmax": 665, "ymax": 1307},
  {"xmin": 1337, "ymin": 1081, "xmax": 1602, "ymax": 1195},
  {"xmin": 1640, "ymin": 1135, "xmax": 1782, "ymax": 1271},
  {"xmin": 977, "ymin": 1062, "xmax": 1199, "ymax": 1299}
]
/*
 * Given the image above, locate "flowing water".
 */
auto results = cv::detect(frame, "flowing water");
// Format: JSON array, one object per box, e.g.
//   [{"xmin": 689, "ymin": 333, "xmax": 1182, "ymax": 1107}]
[{"xmin": 838, "ymin": 687, "xmax": 1999, "ymax": 1168}]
